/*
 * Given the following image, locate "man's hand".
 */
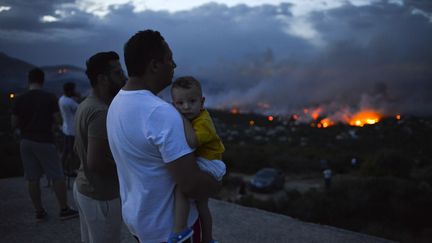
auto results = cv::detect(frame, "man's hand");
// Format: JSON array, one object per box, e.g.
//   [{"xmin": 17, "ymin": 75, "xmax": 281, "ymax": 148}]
[{"xmin": 165, "ymin": 153, "xmax": 221, "ymax": 200}]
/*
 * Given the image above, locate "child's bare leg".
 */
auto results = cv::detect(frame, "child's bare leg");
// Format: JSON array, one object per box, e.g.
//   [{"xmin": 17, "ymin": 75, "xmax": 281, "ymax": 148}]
[
  {"xmin": 196, "ymin": 198, "xmax": 213, "ymax": 242},
  {"xmin": 174, "ymin": 186, "xmax": 190, "ymax": 232}
]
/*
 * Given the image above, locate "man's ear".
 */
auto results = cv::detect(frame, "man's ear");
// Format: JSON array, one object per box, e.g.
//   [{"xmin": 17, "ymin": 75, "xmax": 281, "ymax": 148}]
[
  {"xmin": 149, "ymin": 59, "xmax": 160, "ymax": 73},
  {"xmin": 96, "ymin": 73, "xmax": 106, "ymax": 86}
]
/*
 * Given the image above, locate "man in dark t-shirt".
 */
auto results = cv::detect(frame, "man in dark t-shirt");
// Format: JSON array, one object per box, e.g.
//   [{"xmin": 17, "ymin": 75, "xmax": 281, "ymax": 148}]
[{"xmin": 11, "ymin": 68, "xmax": 78, "ymax": 221}]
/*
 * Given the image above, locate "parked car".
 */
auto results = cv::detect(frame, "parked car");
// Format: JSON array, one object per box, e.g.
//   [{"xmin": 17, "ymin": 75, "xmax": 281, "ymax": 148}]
[{"xmin": 249, "ymin": 168, "xmax": 285, "ymax": 192}]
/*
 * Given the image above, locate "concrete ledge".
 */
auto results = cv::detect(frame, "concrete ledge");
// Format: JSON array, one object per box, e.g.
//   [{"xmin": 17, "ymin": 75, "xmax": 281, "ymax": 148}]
[{"xmin": 0, "ymin": 177, "xmax": 394, "ymax": 243}]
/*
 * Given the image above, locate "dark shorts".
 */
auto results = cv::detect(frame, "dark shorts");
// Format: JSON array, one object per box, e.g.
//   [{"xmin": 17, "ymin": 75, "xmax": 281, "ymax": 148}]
[
  {"xmin": 20, "ymin": 139, "xmax": 64, "ymax": 181},
  {"xmin": 62, "ymin": 135, "xmax": 75, "ymax": 157}
]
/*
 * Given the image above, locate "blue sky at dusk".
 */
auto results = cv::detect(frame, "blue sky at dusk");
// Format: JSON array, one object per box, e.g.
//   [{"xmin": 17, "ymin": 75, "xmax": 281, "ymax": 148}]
[{"xmin": 1, "ymin": 0, "xmax": 431, "ymax": 117}]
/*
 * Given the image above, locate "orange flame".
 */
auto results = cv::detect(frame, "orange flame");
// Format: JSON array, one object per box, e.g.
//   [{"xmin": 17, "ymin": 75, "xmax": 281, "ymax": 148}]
[
  {"xmin": 303, "ymin": 107, "xmax": 322, "ymax": 120},
  {"xmin": 230, "ymin": 107, "xmax": 239, "ymax": 114},
  {"xmin": 311, "ymin": 108, "xmax": 322, "ymax": 120},
  {"xmin": 317, "ymin": 118, "xmax": 334, "ymax": 128},
  {"xmin": 396, "ymin": 114, "xmax": 401, "ymax": 120},
  {"xmin": 349, "ymin": 110, "xmax": 381, "ymax": 127}
]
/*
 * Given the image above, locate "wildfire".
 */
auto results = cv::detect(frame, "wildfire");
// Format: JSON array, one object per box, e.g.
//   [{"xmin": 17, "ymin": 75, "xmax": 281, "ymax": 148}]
[
  {"xmin": 230, "ymin": 107, "xmax": 239, "ymax": 114},
  {"xmin": 349, "ymin": 110, "xmax": 381, "ymax": 127},
  {"xmin": 317, "ymin": 118, "xmax": 334, "ymax": 128},
  {"xmin": 311, "ymin": 108, "xmax": 322, "ymax": 120},
  {"xmin": 303, "ymin": 107, "xmax": 322, "ymax": 120}
]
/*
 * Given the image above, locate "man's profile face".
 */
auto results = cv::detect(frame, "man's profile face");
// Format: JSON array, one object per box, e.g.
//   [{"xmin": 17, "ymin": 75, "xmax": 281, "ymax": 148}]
[
  {"xmin": 157, "ymin": 42, "xmax": 176, "ymax": 89},
  {"xmin": 107, "ymin": 60, "xmax": 127, "ymax": 97}
]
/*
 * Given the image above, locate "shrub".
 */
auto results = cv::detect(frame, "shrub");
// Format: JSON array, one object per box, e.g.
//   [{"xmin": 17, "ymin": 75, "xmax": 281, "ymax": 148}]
[{"xmin": 361, "ymin": 149, "xmax": 413, "ymax": 178}]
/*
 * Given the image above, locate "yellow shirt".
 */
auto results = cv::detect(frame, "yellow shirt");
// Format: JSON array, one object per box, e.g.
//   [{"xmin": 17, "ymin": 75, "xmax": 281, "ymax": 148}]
[{"xmin": 192, "ymin": 110, "xmax": 225, "ymax": 160}]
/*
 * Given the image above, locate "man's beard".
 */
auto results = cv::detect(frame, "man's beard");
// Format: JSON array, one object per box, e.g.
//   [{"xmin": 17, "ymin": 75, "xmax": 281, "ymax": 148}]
[{"xmin": 109, "ymin": 83, "xmax": 122, "ymax": 98}]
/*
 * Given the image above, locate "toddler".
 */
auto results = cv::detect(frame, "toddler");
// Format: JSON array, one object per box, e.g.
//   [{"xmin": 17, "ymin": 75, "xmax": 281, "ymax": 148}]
[{"xmin": 168, "ymin": 76, "xmax": 226, "ymax": 243}]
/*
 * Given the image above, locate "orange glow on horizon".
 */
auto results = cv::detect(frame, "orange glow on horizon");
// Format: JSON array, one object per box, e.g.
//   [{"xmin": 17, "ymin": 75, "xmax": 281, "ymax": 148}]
[
  {"xmin": 230, "ymin": 107, "xmax": 239, "ymax": 114},
  {"xmin": 349, "ymin": 110, "xmax": 381, "ymax": 127}
]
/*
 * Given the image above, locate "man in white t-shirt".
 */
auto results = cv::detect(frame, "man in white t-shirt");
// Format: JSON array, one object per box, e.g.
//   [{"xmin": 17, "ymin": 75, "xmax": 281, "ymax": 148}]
[
  {"xmin": 107, "ymin": 30, "xmax": 221, "ymax": 243},
  {"xmin": 58, "ymin": 82, "xmax": 79, "ymax": 175}
]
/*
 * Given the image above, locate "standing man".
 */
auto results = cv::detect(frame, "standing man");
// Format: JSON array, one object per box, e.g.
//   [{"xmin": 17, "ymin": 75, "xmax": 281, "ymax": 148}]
[
  {"xmin": 107, "ymin": 30, "xmax": 221, "ymax": 243},
  {"xmin": 11, "ymin": 68, "xmax": 79, "ymax": 221},
  {"xmin": 58, "ymin": 82, "xmax": 79, "ymax": 175},
  {"xmin": 73, "ymin": 52, "xmax": 126, "ymax": 243}
]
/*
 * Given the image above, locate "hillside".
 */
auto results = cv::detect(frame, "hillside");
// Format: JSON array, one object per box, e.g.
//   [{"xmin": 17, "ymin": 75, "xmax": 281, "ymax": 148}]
[
  {"xmin": 0, "ymin": 52, "xmax": 89, "ymax": 96},
  {"xmin": 0, "ymin": 52, "xmax": 35, "ymax": 90}
]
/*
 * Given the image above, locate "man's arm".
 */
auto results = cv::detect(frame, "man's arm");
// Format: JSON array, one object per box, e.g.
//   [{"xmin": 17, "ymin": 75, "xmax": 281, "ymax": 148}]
[
  {"xmin": 87, "ymin": 137, "xmax": 117, "ymax": 176},
  {"xmin": 165, "ymin": 153, "xmax": 221, "ymax": 200},
  {"xmin": 181, "ymin": 116, "xmax": 198, "ymax": 149}
]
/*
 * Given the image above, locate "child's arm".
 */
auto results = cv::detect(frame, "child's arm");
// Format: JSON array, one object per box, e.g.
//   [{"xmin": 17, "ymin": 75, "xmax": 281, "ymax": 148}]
[{"xmin": 181, "ymin": 116, "xmax": 198, "ymax": 149}]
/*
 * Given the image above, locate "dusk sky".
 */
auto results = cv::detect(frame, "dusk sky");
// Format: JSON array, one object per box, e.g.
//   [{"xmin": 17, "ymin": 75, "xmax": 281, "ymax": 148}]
[{"xmin": 1, "ymin": 0, "xmax": 431, "ymax": 118}]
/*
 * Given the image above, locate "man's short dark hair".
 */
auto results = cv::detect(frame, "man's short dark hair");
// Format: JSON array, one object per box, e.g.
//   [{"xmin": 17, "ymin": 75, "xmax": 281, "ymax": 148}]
[
  {"xmin": 171, "ymin": 76, "xmax": 202, "ymax": 94},
  {"xmin": 28, "ymin": 68, "xmax": 44, "ymax": 84},
  {"xmin": 124, "ymin": 30, "xmax": 166, "ymax": 77},
  {"xmin": 85, "ymin": 51, "xmax": 119, "ymax": 87},
  {"xmin": 63, "ymin": 82, "xmax": 76, "ymax": 96}
]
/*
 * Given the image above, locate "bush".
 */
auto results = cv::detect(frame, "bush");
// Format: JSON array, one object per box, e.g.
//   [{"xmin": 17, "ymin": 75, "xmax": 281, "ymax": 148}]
[
  {"xmin": 361, "ymin": 149, "xmax": 413, "ymax": 178},
  {"xmin": 278, "ymin": 176, "xmax": 432, "ymax": 241}
]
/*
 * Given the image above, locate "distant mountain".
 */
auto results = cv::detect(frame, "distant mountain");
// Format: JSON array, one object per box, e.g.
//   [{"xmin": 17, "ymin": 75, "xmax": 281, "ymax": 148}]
[
  {"xmin": 0, "ymin": 52, "xmax": 90, "ymax": 96},
  {"xmin": 0, "ymin": 52, "xmax": 35, "ymax": 91},
  {"xmin": 40, "ymin": 64, "xmax": 90, "ymax": 96}
]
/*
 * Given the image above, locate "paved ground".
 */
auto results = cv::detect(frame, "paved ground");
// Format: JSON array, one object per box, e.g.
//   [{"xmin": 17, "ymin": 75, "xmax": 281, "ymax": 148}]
[{"xmin": 0, "ymin": 177, "xmax": 396, "ymax": 243}]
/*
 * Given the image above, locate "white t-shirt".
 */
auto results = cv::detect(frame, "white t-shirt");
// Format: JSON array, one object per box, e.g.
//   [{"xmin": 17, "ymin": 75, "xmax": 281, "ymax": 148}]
[
  {"xmin": 58, "ymin": 95, "xmax": 78, "ymax": 136},
  {"xmin": 107, "ymin": 89, "xmax": 197, "ymax": 243}
]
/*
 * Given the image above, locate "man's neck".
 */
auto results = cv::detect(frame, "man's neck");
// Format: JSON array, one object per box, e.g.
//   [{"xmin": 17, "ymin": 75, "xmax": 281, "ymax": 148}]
[
  {"xmin": 92, "ymin": 88, "xmax": 112, "ymax": 105},
  {"xmin": 123, "ymin": 77, "xmax": 162, "ymax": 95}
]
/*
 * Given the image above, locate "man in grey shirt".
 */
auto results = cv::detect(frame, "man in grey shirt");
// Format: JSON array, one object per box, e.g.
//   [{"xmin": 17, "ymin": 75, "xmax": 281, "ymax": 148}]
[{"xmin": 73, "ymin": 52, "xmax": 126, "ymax": 243}]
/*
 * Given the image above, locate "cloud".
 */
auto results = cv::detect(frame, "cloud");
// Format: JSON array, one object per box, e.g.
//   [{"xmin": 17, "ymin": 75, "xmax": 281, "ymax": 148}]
[
  {"xmin": 190, "ymin": 2, "xmax": 432, "ymax": 116},
  {"xmin": 0, "ymin": 0, "xmax": 431, "ymax": 116}
]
